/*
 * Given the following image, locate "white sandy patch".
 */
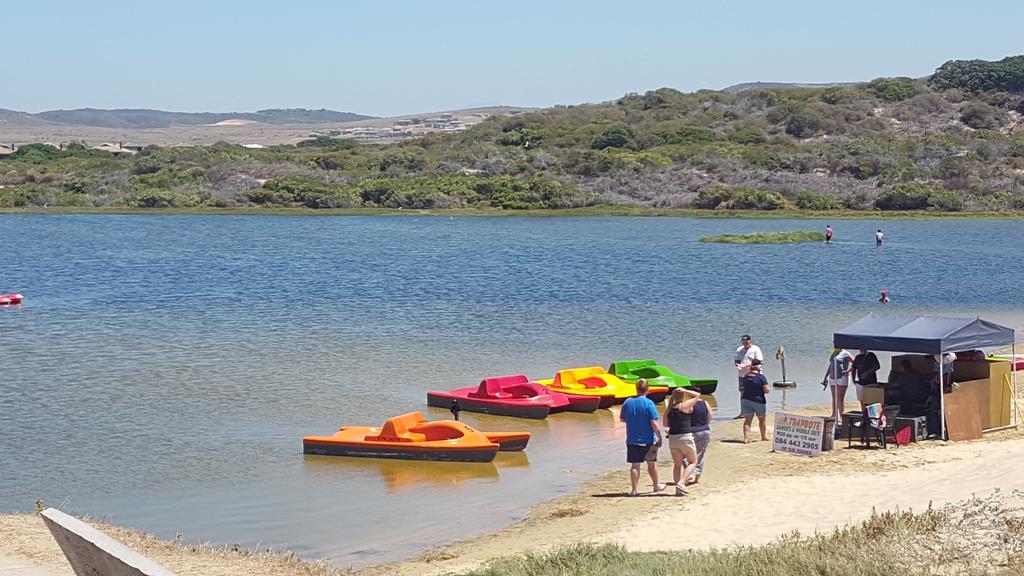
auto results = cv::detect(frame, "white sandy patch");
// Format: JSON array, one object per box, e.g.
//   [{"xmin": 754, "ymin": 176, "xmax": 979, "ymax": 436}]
[{"xmin": 600, "ymin": 437, "xmax": 1024, "ymax": 551}]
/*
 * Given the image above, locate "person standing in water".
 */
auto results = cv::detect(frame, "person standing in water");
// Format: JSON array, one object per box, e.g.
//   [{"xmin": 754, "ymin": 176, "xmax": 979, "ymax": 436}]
[
  {"xmin": 879, "ymin": 289, "xmax": 891, "ymax": 303},
  {"xmin": 825, "ymin": 225, "xmax": 833, "ymax": 244},
  {"xmin": 875, "ymin": 229, "xmax": 884, "ymax": 247}
]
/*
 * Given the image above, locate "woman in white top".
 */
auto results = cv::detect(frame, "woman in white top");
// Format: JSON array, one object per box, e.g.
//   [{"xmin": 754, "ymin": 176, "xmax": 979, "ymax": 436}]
[{"xmin": 822, "ymin": 348, "xmax": 855, "ymax": 420}]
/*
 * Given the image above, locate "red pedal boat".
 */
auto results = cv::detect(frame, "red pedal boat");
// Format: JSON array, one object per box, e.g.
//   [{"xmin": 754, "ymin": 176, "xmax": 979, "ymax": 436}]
[
  {"xmin": 0, "ymin": 293, "xmax": 23, "ymax": 306},
  {"xmin": 427, "ymin": 375, "xmax": 602, "ymax": 419}
]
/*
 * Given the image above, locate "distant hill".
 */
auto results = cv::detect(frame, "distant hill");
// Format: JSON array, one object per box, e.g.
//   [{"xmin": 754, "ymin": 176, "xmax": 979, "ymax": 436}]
[
  {"xmin": 722, "ymin": 81, "xmax": 859, "ymax": 93},
  {"xmin": 19, "ymin": 108, "xmax": 374, "ymax": 129},
  {"xmin": 0, "ymin": 108, "xmax": 44, "ymax": 124},
  {"xmin": 4, "ymin": 53, "xmax": 1024, "ymax": 213}
]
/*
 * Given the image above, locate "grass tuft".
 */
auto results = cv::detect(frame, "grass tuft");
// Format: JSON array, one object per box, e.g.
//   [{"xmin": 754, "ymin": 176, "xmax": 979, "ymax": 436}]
[{"xmin": 699, "ymin": 230, "xmax": 824, "ymax": 244}]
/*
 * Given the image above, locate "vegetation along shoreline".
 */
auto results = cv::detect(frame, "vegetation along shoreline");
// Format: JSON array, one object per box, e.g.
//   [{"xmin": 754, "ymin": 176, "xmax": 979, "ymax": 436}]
[{"xmin": 3, "ymin": 54, "xmax": 1024, "ymax": 214}]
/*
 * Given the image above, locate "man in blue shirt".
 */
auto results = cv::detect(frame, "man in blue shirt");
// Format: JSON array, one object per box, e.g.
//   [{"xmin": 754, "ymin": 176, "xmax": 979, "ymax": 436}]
[{"xmin": 619, "ymin": 378, "xmax": 665, "ymax": 496}]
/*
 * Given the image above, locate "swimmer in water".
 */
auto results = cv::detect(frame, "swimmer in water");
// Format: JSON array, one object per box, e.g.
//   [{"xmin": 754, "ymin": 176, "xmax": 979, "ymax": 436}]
[{"xmin": 879, "ymin": 289, "xmax": 890, "ymax": 303}]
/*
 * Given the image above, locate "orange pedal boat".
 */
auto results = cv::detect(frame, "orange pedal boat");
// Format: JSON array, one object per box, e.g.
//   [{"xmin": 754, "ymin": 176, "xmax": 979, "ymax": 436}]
[{"xmin": 303, "ymin": 412, "xmax": 530, "ymax": 462}]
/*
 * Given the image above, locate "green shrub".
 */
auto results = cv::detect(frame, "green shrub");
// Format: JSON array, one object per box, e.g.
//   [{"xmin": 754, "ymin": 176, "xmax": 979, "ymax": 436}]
[
  {"xmin": 875, "ymin": 183, "xmax": 963, "ymax": 211},
  {"xmin": 785, "ymin": 108, "xmax": 828, "ymax": 138},
  {"xmin": 820, "ymin": 87, "xmax": 861, "ymax": 105},
  {"xmin": 875, "ymin": 184, "xmax": 931, "ymax": 210},
  {"xmin": 726, "ymin": 128, "xmax": 767, "ymax": 144},
  {"xmin": 307, "ymin": 153, "xmax": 349, "ymax": 170},
  {"xmin": 125, "ymin": 189, "xmax": 202, "ymax": 208},
  {"xmin": 131, "ymin": 167, "xmax": 207, "ymax": 190},
  {"xmin": 0, "ymin": 185, "xmax": 41, "ymax": 207},
  {"xmin": 657, "ymin": 126, "xmax": 717, "ymax": 145},
  {"xmin": 866, "ymin": 77, "xmax": 918, "ymax": 102},
  {"xmin": 375, "ymin": 152, "xmax": 426, "ymax": 173},
  {"xmin": 8, "ymin": 143, "xmax": 110, "ymax": 164},
  {"xmin": 592, "ymin": 126, "xmax": 637, "ymax": 150},
  {"xmin": 794, "ymin": 190, "xmax": 843, "ymax": 210},
  {"xmin": 929, "ymin": 55, "xmax": 1024, "ymax": 92},
  {"xmin": 692, "ymin": 186, "xmax": 789, "ymax": 210},
  {"xmin": 260, "ymin": 177, "xmax": 360, "ymax": 208},
  {"xmin": 56, "ymin": 192, "xmax": 92, "ymax": 207},
  {"xmin": 296, "ymin": 137, "xmax": 358, "ymax": 150},
  {"xmin": 926, "ymin": 188, "xmax": 965, "ymax": 211}
]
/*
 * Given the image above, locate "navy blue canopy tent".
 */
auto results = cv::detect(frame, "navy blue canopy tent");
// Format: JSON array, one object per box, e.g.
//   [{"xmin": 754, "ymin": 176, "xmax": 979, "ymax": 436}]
[
  {"xmin": 833, "ymin": 313, "xmax": 1017, "ymax": 437},
  {"xmin": 833, "ymin": 314, "xmax": 1015, "ymax": 354}
]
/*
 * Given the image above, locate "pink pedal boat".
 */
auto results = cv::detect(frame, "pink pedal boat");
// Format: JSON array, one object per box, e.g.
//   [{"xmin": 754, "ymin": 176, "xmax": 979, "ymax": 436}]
[{"xmin": 427, "ymin": 375, "xmax": 602, "ymax": 419}]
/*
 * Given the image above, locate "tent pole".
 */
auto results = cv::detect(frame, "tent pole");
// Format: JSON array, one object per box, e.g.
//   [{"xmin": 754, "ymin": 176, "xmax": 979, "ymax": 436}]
[{"xmin": 939, "ymin": 349, "xmax": 946, "ymax": 440}]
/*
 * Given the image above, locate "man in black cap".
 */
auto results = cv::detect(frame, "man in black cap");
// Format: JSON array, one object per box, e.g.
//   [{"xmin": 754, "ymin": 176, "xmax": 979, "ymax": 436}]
[{"xmin": 733, "ymin": 335, "xmax": 764, "ymax": 418}]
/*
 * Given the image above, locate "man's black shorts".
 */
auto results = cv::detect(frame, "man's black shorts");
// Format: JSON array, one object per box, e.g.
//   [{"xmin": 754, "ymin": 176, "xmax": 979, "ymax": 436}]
[{"xmin": 626, "ymin": 443, "xmax": 658, "ymax": 463}]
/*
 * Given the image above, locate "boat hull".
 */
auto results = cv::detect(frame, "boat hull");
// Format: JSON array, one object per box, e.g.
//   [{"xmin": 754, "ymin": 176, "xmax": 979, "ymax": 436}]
[
  {"xmin": 549, "ymin": 395, "xmax": 603, "ymax": 413},
  {"xmin": 483, "ymin": 432, "xmax": 531, "ymax": 451},
  {"xmin": 609, "ymin": 360, "xmax": 718, "ymax": 395},
  {"xmin": 644, "ymin": 389, "xmax": 668, "ymax": 403},
  {"xmin": 302, "ymin": 412, "xmax": 526, "ymax": 463},
  {"xmin": 687, "ymin": 378, "xmax": 718, "ymax": 395},
  {"xmin": 426, "ymin": 392, "xmax": 551, "ymax": 419},
  {"xmin": 303, "ymin": 440, "xmax": 498, "ymax": 462}
]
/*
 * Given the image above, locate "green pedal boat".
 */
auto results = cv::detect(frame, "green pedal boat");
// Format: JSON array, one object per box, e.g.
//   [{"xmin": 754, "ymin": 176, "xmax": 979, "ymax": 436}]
[{"xmin": 609, "ymin": 359, "xmax": 718, "ymax": 395}]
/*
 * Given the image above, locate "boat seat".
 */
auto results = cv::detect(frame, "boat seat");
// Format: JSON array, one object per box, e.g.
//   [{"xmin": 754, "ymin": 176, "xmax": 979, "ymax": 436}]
[
  {"xmin": 470, "ymin": 375, "xmax": 528, "ymax": 399},
  {"xmin": 553, "ymin": 367, "xmax": 606, "ymax": 388},
  {"xmin": 502, "ymin": 383, "xmax": 545, "ymax": 398},
  {"xmin": 578, "ymin": 376, "xmax": 609, "ymax": 389},
  {"xmin": 610, "ymin": 359, "xmax": 656, "ymax": 376},
  {"xmin": 366, "ymin": 412, "xmax": 427, "ymax": 442}
]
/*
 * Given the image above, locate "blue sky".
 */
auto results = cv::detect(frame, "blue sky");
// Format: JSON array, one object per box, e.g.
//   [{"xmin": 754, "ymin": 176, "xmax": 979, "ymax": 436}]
[{"xmin": 3, "ymin": 1, "xmax": 1022, "ymax": 116}]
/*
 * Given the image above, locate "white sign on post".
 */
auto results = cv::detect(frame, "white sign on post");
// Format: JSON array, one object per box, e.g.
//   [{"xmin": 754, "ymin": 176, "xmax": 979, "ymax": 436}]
[{"xmin": 772, "ymin": 412, "xmax": 825, "ymax": 457}]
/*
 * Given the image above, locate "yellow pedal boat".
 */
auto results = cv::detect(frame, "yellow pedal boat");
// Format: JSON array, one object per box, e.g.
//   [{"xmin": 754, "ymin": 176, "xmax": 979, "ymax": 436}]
[{"xmin": 533, "ymin": 366, "xmax": 668, "ymax": 408}]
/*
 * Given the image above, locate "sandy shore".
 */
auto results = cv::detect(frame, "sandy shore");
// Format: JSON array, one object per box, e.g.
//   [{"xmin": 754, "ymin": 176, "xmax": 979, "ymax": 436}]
[
  {"xmin": 3, "ymin": 384, "xmax": 1022, "ymax": 576},
  {"xmin": 365, "ymin": 401, "xmax": 1024, "ymax": 576}
]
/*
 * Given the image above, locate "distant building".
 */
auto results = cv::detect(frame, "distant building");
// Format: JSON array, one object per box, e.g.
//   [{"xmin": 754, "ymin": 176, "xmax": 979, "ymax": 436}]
[{"xmin": 90, "ymin": 143, "xmax": 137, "ymax": 156}]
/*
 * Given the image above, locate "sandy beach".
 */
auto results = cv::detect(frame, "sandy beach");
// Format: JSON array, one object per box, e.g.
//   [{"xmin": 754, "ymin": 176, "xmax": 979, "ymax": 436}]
[
  {"xmin": 3, "ymin": 375, "xmax": 1022, "ymax": 576},
  {"xmin": 370, "ymin": 400, "xmax": 1024, "ymax": 576}
]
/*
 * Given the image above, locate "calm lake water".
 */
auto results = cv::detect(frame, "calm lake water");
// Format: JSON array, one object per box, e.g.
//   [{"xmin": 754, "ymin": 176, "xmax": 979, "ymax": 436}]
[{"xmin": 2, "ymin": 214, "xmax": 1022, "ymax": 567}]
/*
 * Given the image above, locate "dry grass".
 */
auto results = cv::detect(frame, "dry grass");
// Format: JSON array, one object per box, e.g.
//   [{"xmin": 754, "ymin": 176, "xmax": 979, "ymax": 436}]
[
  {"xmin": 0, "ymin": 512, "xmax": 353, "ymax": 576},
  {"xmin": 546, "ymin": 507, "xmax": 588, "ymax": 520},
  {"xmin": 456, "ymin": 491, "xmax": 1024, "ymax": 576}
]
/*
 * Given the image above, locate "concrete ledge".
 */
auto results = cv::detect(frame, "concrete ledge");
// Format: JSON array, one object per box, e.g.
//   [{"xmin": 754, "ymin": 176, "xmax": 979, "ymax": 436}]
[{"xmin": 41, "ymin": 509, "xmax": 176, "ymax": 576}]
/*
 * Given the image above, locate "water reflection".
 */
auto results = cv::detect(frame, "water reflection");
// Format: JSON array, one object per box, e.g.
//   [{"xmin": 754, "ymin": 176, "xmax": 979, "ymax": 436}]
[
  {"xmin": 303, "ymin": 455, "xmax": 500, "ymax": 494},
  {"xmin": 493, "ymin": 451, "xmax": 530, "ymax": 468},
  {"xmin": 701, "ymin": 394, "xmax": 718, "ymax": 408}
]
